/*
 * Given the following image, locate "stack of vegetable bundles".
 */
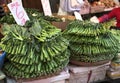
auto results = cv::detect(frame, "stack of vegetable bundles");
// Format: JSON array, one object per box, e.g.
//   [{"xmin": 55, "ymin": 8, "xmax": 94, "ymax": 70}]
[
  {"xmin": 63, "ymin": 20, "xmax": 120, "ymax": 65},
  {"xmin": 0, "ymin": 17, "xmax": 70, "ymax": 79}
]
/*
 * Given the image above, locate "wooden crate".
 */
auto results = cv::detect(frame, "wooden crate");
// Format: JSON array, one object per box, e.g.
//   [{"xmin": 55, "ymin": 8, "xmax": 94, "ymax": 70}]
[{"xmin": 90, "ymin": 6, "xmax": 105, "ymax": 13}]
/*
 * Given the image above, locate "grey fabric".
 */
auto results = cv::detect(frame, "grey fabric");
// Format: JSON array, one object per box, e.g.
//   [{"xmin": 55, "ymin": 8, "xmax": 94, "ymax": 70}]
[
  {"xmin": 60, "ymin": 0, "xmax": 81, "ymax": 13},
  {"xmin": 6, "ymin": 78, "xmax": 16, "ymax": 83}
]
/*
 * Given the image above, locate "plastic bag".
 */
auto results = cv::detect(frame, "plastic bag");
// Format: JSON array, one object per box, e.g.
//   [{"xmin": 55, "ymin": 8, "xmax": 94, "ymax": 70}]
[{"xmin": 0, "ymin": 51, "xmax": 6, "ymax": 69}]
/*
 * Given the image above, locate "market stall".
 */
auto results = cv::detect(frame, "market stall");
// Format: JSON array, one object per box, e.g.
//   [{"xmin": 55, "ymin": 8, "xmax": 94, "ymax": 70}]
[{"xmin": 0, "ymin": 0, "xmax": 120, "ymax": 83}]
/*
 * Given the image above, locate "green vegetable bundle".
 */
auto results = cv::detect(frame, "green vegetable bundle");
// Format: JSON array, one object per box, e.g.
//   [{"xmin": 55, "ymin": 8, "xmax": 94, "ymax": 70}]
[
  {"xmin": 0, "ymin": 8, "xmax": 62, "ymax": 25},
  {"xmin": 110, "ymin": 29, "xmax": 120, "ymax": 63},
  {"xmin": 0, "ymin": 19, "xmax": 70, "ymax": 79},
  {"xmin": 63, "ymin": 20, "xmax": 120, "ymax": 63}
]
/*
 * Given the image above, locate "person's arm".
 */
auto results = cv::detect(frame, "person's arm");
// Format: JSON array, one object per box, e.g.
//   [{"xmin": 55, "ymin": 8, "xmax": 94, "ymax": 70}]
[
  {"xmin": 98, "ymin": 8, "xmax": 116, "ymax": 23},
  {"xmin": 90, "ymin": 8, "xmax": 117, "ymax": 23},
  {"xmin": 98, "ymin": 14, "xmax": 109, "ymax": 23}
]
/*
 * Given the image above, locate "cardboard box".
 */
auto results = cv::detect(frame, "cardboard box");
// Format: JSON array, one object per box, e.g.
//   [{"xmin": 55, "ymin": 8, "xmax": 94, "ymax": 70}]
[
  {"xmin": 52, "ymin": 21, "xmax": 70, "ymax": 31},
  {"xmin": 68, "ymin": 62, "xmax": 110, "ymax": 83},
  {"xmin": 51, "ymin": 15, "xmax": 75, "ymax": 31},
  {"xmin": 110, "ymin": 62, "xmax": 120, "ymax": 70},
  {"xmin": 107, "ymin": 67, "xmax": 120, "ymax": 79}
]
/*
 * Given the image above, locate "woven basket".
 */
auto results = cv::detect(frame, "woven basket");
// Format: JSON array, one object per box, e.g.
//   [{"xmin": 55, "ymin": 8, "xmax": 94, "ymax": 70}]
[
  {"xmin": 5, "ymin": 69, "xmax": 62, "ymax": 82},
  {"xmin": 70, "ymin": 60, "xmax": 110, "ymax": 67}
]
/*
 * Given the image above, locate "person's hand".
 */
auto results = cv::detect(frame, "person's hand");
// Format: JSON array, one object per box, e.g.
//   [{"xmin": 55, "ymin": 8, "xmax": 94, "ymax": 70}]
[
  {"xmin": 113, "ymin": 21, "xmax": 117, "ymax": 26},
  {"xmin": 90, "ymin": 16, "xmax": 100, "ymax": 23}
]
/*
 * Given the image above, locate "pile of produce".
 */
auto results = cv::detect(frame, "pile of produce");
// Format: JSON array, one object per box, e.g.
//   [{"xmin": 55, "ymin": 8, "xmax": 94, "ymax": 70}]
[
  {"xmin": 89, "ymin": 0, "xmax": 117, "ymax": 8},
  {"xmin": 0, "ymin": 19, "xmax": 70, "ymax": 79},
  {"xmin": 63, "ymin": 20, "xmax": 120, "ymax": 64},
  {"xmin": 110, "ymin": 29, "xmax": 120, "ymax": 63},
  {"xmin": 0, "ymin": 8, "xmax": 62, "ymax": 25}
]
